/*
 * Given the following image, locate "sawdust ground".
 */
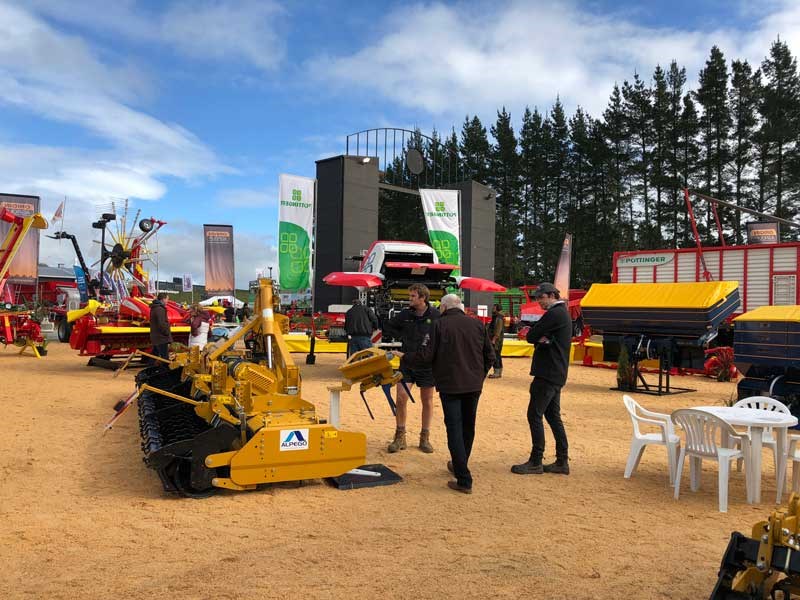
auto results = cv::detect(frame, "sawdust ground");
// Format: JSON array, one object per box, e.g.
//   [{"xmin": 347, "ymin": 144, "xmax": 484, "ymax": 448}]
[{"xmin": 0, "ymin": 343, "xmax": 780, "ymax": 599}]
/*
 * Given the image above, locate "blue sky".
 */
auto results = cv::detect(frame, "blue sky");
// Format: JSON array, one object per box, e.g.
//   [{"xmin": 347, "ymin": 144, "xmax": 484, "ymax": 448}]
[{"xmin": 1, "ymin": 0, "xmax": 798, "ymax": 287}]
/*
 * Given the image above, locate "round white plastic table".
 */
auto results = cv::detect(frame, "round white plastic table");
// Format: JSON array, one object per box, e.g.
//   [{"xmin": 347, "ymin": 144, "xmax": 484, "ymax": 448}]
[{"xmin": 694, "ymin": 406, "xmax": 798, "ymax": 504}]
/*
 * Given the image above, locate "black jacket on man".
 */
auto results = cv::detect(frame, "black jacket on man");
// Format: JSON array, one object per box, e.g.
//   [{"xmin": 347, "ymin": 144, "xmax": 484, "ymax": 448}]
[
  {"xmin": 149, "ymin": 298, "xmax": 173, "ymax": 345},
  {"xmin": 527, "ymin": 301, "xmax": 571, "ymax": 386},
  {"xmin": 406, "ymin": 308, "xmax": 495, "ymax": 394},
  {"xmin": 345, "ymin": 302, "xmax": 379, "ymax": 336},
  {"xmin": 383, "ymin": 303, "xmax": 440, "ymax": 352}
]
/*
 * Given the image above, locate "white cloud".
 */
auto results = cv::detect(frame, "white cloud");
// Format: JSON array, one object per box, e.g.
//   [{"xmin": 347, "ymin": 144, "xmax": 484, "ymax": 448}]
[
  {"xmin": 161, "ymin": 1, "xmax": 286, "ymax": 71},
  {"xmin": 150, "ymin": 221, "xmax": 277, "ymax": 289},
  {"xmin": 308, "ymin": 0, "xmax": 800, "ymax": 119},
  {"xmin": 25, "ymin": 0, "xmax": 286, "ymax": 71},
  {"xmin": 218, "ymin": 186, "xmax": 277, "ymax": 208}
]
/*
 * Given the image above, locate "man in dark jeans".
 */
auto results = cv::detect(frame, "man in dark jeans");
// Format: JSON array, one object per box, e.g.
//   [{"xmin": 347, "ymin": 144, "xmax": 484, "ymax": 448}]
[
  {"xmin": 404, "ymin": 294, "xmax": 495, "ymax": 494},
  {"xmin": 344, "ymin": 298, "xmax": 378, "ymax": 357},
  {"xmin": 512, "ymin": 282, "xmax": 572, "ymax": 475},
  {"xmin": 149, "ymin": 292, "xmax": 173, "ymax": 361}
]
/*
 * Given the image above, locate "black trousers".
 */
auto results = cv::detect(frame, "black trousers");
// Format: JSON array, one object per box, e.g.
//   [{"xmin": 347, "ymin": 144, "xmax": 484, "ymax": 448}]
[
  {"xmin": 152, "ymin": 343, "xmax": 170, "ymax": 361},
  {"xmin": 493, "ymin": 337, "xmax": 504, "ymax": 370},
  {"xmin": 440, "ymin": 391, "xmax": 481, "ymax": 489},
  {"xmin": 527, "ymin": 378, "xmax": 569, "ymax": 462}
]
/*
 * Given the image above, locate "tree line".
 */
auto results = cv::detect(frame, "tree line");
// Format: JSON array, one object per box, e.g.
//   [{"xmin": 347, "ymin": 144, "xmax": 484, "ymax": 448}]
[{"xmin": 381, "ymin": 39, "xmax": 800, "ymax": 289}]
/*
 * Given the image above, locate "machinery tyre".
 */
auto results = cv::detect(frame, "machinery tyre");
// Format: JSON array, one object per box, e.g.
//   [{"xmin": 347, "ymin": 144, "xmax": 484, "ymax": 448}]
[{"xmin": 57, "ymin": 319, "xmax": 72, "ymax": 343}]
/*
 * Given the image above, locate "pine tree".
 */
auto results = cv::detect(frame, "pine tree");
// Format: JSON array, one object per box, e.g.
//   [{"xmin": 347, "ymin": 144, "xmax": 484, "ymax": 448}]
[
  {"xmin": 665, "ymin": 61, "xmax": 687, "ymax": 246},
  {"xmin": 679, "ymin": 93, "xmax": 702, "ymax": 245},
  {"xmin": 545, "ymin": 98, "xmax": 570, "ymax": 273},
  {"xmin": 651, "ymin": 65, "xmax": 670, "ymax": 246},
  {"xmin": 760, "ymin": 38, "xmax": 800, "ymax": 225},
  {"xmin": 488, "ymin": 107, "xmax": 521, "ymax": 285},
  {"xmin": 460, "ymin": 116, "xmax": 491, "ymax": 184},
  {"xmin": 602, "ymin": 84, "xmax": 632, "ymax": 247},
  {"xmin": 623, "ymin": 73, "xmax": 654, "ymax": 245},
  {"xmin": 442, "ymin": 128, "xmax": 462, "ymax": 185},
  {"xmin": 695, "ymin": 46, "xmax": 731, "ymax": 241},
  {"xmin": 519, "ymin": 107, "xmax": 549, "ymax": 281},
  {"xmin": 729, "ymin": 60, "xmax": 760, "ymax": 243}
]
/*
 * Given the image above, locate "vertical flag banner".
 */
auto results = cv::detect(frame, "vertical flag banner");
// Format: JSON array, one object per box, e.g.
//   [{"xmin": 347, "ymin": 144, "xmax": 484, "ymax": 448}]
[
  {"xmin": 182, "ymin": 273, "xmax": 193, "ymax": 293},
  {"xmin": 0, "ymin": 194, "xmax": 40, "ymax": 283},
  {"xmin": 278, "ymin": 174, "xmax": 315, "ymax": 292},
  {"xmin": 419, "ymin": 189, "xmax": 460, "ymax": 271},
  {"xmin": 204, "ymin": 224, "xmax": 235, "ymax": 296},
  {"xmin": 554, "ymin": 234, "xmax": 573, "ymax": 302},
  {"xmin": 73, "ymin": 266, "xmax": 88, "ymax": 302}
]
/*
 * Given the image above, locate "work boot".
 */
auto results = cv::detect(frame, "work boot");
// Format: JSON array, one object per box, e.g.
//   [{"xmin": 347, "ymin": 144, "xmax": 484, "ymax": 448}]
[
  {"xmin": 419, "ymin": 429, "xmax": 434, "ymax": 453},
  {"xmin": 447, "ymin": 481, "xmax": 472, "ymax": 494},
  {"xmin": 387, "ymin": 429, "xmax": 407, "ymax": 453},
  {"xmin": 511, "ymin": 460, "xmax": 543, "ymax": 475},
  {"xmin": 488, "ymin": 369, "xmax": 502, "ymax": 379},
  {"xmin": 543, "ymin": 459, "xmax": 570, "ymax": 475}
]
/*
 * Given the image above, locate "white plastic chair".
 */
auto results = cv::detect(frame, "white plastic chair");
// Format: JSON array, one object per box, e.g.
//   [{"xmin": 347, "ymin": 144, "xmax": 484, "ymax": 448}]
[
  {"xmin": 671, "ymin": 409, "xmax": 750, "ymax": 513},
  {"xmin": 622, "ymin": 395, "xmax": 681, "ymax": 484},
  {"xmin": 733, "ymin": 396, "xmax": 791, "ymax": 473}
]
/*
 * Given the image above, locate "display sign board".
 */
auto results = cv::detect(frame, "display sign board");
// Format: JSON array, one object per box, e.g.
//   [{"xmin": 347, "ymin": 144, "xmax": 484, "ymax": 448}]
[
  {"xmin": 616, "ymin": 253, "xmax": 674, "ymax": 268},
  {"xmin": 204, "ymin": 224, "xmax": 235, "ymax": 296},
  {"xmin": 0, "ymin": 194, "xmax": 40, "ymax": 284},
  {"xmin": 747, "ymin": 221, "xmax": 780, "ymax": 245}
]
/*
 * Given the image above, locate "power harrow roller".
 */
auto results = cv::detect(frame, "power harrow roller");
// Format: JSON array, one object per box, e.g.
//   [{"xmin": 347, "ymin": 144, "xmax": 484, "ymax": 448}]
[
  {"xmin": 133, "ymin": 279, "xmax": 369, "ymax": 498},
  {"xmin": 136, "ymin": 366, "xmax": 218, "ymax": 497}
]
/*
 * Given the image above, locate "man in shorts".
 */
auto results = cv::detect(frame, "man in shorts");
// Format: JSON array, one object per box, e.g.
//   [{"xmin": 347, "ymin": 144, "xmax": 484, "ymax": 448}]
[{"xmin": 383, "ymin": 283, "xmax": 440, "ymax": 453}]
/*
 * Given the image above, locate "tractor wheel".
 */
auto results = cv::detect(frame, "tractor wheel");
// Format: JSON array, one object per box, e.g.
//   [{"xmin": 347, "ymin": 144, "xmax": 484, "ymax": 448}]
[{"xmin": 57, "ymin": 319, "xmax": 72, "ymax": 343}]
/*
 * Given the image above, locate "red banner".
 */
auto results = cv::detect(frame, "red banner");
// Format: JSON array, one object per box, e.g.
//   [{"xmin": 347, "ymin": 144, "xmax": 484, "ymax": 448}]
[
  {"xmin": 0, "ymin": 194, "xmax": 40, "ymax": 284},
  {"xmin": 204, "ymin": 224, "xmax": 234, "ymax": 295}
]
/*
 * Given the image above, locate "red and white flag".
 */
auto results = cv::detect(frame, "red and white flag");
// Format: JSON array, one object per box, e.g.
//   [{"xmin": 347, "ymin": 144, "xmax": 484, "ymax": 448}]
[{"xmin": 52, "ymin": 200, "xmax": 64, "ymax": 222}]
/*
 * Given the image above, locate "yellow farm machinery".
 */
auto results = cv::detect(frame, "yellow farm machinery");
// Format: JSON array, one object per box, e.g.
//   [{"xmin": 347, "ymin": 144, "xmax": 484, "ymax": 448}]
[
  {"xmin": 133, "ymin": 278, "xmax": 400, "ymax": 497},
  {"xmin": 712, "ymin": 493, "xmax": 800, "ymax": 598}
]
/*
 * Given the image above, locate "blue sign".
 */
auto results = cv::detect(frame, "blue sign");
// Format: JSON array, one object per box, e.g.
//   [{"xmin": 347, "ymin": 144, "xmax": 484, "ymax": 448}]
[{"xmin": 73, "ymin": 266, "xmax": 88, "ymax": 302}]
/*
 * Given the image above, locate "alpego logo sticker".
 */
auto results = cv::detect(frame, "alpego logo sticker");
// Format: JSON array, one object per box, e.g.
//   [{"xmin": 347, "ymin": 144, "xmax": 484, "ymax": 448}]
[{"xmin": 280, "ymin": 429, "xmax": 309, "ymax": 451}]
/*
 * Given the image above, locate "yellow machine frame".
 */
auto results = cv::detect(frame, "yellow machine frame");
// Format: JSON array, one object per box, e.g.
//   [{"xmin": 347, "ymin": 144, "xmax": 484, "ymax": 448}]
[{"xmin": 135, "ymin": 279, "xmax": 368, "ymax": 495}]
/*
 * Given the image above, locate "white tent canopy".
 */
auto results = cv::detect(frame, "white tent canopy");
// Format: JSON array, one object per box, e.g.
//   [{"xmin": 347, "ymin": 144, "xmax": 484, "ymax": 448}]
[{"xmin": 199, "ymin": 295, "xmax": 244, "ymax": 309}]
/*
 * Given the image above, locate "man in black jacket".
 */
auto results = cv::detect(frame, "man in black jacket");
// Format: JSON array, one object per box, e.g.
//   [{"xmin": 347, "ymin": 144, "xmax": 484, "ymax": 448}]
[
  {"xmin": 512, "ymin": 282, "xmax": 572, "ymax": 476},
  {"xmin": 344, "ymin": 299, "xmax": 378, "ymax": 357},
  {"xmin": 382, "ymin": 284, "xmax": 440, "ymax": 454},
  {"xmin": 404, "ymin": 294, "xmax": 495, "ymax": 494},
  {"xmin": 149, "ymin": 292, "xmax": 173, "ymax": 361}
]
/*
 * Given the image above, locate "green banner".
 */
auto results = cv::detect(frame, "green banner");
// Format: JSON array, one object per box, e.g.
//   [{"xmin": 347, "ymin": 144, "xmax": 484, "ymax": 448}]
[
  {"xmin": 278, "ymin": 174, "xmax": 315, "ymax": 291},
  {"xmin": 278, "ymin": 221, "xmax": 310, "ymax": 290},
  {"xmin": 429, "ymin": 230, "xmax": 459, "ymax": 267},
  {"xmin": 420, "ymin": 188, "xmax": 460, "ymax": 275}
]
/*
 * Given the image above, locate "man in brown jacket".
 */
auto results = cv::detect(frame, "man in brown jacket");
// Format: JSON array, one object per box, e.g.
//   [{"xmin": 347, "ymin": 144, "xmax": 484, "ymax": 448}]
[
  {"xmin": 149, "ymin": 292, "xmax": 172, "ymax": 360},
  {"xmin": 403, "ymin": 293, "xmax": 495, "ymax": 494}
]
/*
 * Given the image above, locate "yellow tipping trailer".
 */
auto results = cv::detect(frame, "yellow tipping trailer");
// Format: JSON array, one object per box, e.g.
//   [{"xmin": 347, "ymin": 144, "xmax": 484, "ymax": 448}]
[{"xmin": 581, "ymin": 281, "xmax": 740, "ymax": 339}]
